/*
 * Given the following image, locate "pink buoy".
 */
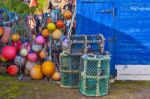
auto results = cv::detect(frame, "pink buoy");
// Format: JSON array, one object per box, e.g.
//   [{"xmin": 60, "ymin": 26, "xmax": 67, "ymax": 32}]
[
  {"xmin": 6, "ymin": 65, "xmax": 19, "ymax": 76},
  {"xmin": 27, "ymin": 53, "xmax": 37, "ymax": 62},
  {"xmin": 2, "ymin": 46, "xmax": 16, "ymax": 60},
  {"xmin": 35, "ymin": 35, "xmax": 45, "ymax": 45},
  {"xmin": 1, "ymin": 27, "xmax": 11, "ymax": 44}
]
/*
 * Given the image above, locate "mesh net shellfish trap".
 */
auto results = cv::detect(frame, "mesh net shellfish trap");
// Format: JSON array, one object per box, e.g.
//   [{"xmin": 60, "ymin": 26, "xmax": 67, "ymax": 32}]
[
  {"xmin": 79, "ymin": 54, "xmax": 110, "ymax": 96},
  {"xmin": 60, "ymin": 54, "xmax": 81, "ymax": 88},
  {"xmin": 68, "ymin": 34, "xmax": 105, "ymax": 54}
]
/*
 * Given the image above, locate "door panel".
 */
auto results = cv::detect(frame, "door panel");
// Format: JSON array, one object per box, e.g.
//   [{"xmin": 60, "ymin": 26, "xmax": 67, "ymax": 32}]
[{"xmin": 76, "ymin": 1, "xmax": 115, "ymax": 76}]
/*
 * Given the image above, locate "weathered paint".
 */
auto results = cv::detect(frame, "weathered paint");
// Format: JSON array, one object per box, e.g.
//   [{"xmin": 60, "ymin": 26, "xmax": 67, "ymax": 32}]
[{"xmin": 76, "ymin": 0, "xmax": 150, "ymax": 77}]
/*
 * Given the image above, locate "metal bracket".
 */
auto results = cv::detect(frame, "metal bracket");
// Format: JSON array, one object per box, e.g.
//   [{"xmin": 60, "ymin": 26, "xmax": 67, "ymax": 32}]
[{"xmin": 95, "ymin": 7, "xmax": 116, "ymax": 16}]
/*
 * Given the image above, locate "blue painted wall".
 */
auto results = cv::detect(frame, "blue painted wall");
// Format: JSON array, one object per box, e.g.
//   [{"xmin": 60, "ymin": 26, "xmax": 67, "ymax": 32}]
[{"xmin": 76, "ymin": 0, "xmax": 150, "ymax": 76}]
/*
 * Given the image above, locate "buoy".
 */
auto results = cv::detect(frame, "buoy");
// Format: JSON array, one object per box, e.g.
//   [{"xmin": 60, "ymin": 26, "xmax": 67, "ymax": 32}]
[
  {"xmin": 12, "ymin": 33, "xmax": 20, "ymax": 42},
  {"xmin": 41, "ymin": 61, "xmax": 55, "ymax": 76},
  {"xmin": 32, "ymin": 44, "xmax": 42, "ymax": 52},
  {"xmin": 30, "ymin": 65, "xmax": 43, "ymax": 80},
  {"xmin": 52, "ymin": 29, "xmax": 62, "ymax": 40},
  {"xmin": 27, "ymin": 53, "xmax": 37, "ymax": 62},
  {"xmin": 52, "ymin": 72, "xmax": 61, "ymax": 81},
  {"xmin": 6, "ymin": 65, "xmax": 19, "ymax": 76},
  {"xmin": 12, "ymin": 41, "xmax": 22, "ymax": 51},
  {"xmin": 47, "ymin": 23, "xmax": 56, "ymax": 31},
  {"xmin": 14, "ymin": 56, "xmax": 26, "ymax": 66},
  {"xmin": 25, "ymin": 61, "xmax": 36, "ymax": 71},
  {"xmin": 2, "ymin": 46, "xmax": 16, "ymax": 60},
  {"xmin": 56, "ymin": 20, "xmax": 64, "ymax": 28},
  {"xmin": 63, "ymin": 10, "xmax": 72, "ymax": 19},
  {"xmin": 39, "ymin": 50, "xmax": 48, "ymax": 59},
  {"xmin": 42, "ymin": 28, "xmax": 50, "ymax": 37},
  {"xmin": 29, "ymin": 0, "xmax": 37, "ymax": 7},
  {"xmin": 20, "ymin": 48, "xmax": 28, "ymax": 57},
  {"xmin": 0, "ymin": 26, "xmax": 4, "ymax": 36},
  {"xmin": 35, "ymin": 35, "xmax": 45, "ymax": 45},
  {"xmin": 47, "ymin": 18, "xmax": 52, "ymax": 24},
  {"xmin": 1, "ymin": 27, "xmax": 11, "ymax": 44}
]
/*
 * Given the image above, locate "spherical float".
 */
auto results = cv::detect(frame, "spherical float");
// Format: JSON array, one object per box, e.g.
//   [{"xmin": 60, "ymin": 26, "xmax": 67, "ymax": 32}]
[
  {"xmin": 27, "ymin": 53, "xmax": 37, "ymax": 62},
  {"xmin": 30, "ymin": 65, "xmax": 43, "ymax": 80},
  {"xmin": 56, "ymin": 20, "xmax": 64, "ymax": 28},
  {"xmin": 25, "ymin": 61, "xmax": 36, "ymax": 71},
  {"xmin": 1, "ymin": 27, "xmax": 11, "ymax": 44},
  {"xmin": 20, "ymin": 48, "xmax": 28, "ymax": 57},
  {"xmin": 42, "ymin": 28, "xmax": 50, "ymax": 37},
  {"xmin": 47, "ymin": 23, "xmax": 56, "ymax": 31},
  {"xmin": 62, "ymin": 38, "xmax": 69, "ymax": 48},
  {"xmin": 12, "ymin": 33, "xmax": 20, "ymax": 42},
  {"xmin": 52, "ymin": 72, "xmax": 61, "ymax": 81},
  {"xmin": 35, "ymin": 35, "xmax": 45, "ymax": 45},
  {"xmin": 52, "ymin": 29, "xmax": 62, "ymax": 40},
  {"xmin": 12, "ymin": 41, "xmax": 22, "ymax": 51},
  {"xmin": 2, "ymin": 46, "xmax": 16, "ymax": 60},
  {"xmin": 0, "ymin": 27, "xmax": 4, "ymax": 36},
  {"xmin": 39, "ymin": 50, "xmax": 48, "ymax": 59},
  {"xmin": 14, "ymin": 56, "xmax": 26, "ymax": 66},
  {"xmin": 41, "ymin": 61, "xmax": 55, "ymax": 76},
  {"xmin": 47, "ymin": 18, "xmax": 52, "ymax": 24},
  {"xmin": 6, "ymin": 65, "xmax": 19, "ymax": 76},
  {"xmin": 63, "ymin": 10, "xmax": 72, "ymax": 19},
  {"xmin": 32, "ymin": 44, "xmax": 42, "ymax": 52}
]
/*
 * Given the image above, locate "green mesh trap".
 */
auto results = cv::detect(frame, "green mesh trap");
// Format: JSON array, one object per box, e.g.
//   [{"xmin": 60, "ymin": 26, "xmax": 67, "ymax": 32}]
[
  {"xmin": 68, "ymin": 34, "xmax": 105, "ymax": 54},
  {"xmin": 60, "ymin": 54, "xmax": 81, "ymax": 88},
  {"xmin": 80, "ymin": 54, "xmax": 110, "ymax": 96}
]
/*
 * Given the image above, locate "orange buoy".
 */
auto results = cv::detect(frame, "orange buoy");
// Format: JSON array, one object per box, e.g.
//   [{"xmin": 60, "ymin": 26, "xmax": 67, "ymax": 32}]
[
  {"xmin": 52, "ymin": 72, "xmax": 61, "ymax": 81},
  {"xmin": 30, "ymin": 65, "xmax": 43, "ymax": 80},
  {"xmin": 52, "ymin": 29, "xmax": 62, "ymax": 40},
  {"xmin": 41, "ymin": 61, "xmax": 55, "ymax": 76},
  {"xmin": 63, "ymin": 10, "xmax": 72, "ymax": 19},
  {"xmin": 12, "ymin": 33, "xmax": 20, "ymax": 42},
  {"xmin": 56, "ymin": 20, "xmax": 64, "ymax": 28},
  {"xmin": 39, "ymin": 50, "xmax": 48, "ymax": 59},
  {"xmin": 0, "ymin": 27, "xmax": 4, "ymax": 36},
  {"xmin": 42, "ymin": 28, "xmax": 50, "ymax": 37}
]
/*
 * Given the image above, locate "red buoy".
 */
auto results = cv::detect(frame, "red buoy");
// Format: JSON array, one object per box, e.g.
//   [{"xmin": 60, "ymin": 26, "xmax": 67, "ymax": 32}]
[
  {"xmin": 6, "ymin": 65, "xmax": 19, "ymax": 76},
  {"xmin": 2, "ymin": 46, "xmax": 17, "ymax": 60}
]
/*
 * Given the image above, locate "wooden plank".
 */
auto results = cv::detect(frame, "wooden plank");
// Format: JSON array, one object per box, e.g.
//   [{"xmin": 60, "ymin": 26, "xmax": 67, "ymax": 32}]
[
  {"xmin": 117, "ymin": 74, "xmax": 150, "ymax": 81},
  {"xmin": 116, "ymin": 65, "xmax": 150, "ymax": 75}
]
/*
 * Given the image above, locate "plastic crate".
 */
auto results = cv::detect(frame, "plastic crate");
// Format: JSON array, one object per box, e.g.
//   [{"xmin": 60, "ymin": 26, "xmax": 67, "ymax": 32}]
[{"xmin": 60, "ymin": 54, "xmax": 81, "ymax": 88}]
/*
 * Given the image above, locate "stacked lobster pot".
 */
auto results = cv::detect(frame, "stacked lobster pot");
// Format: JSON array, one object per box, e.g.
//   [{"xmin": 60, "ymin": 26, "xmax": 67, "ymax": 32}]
[{"xmin": 60, "ymin": 34, "xmax": 106, "ymax": 88}]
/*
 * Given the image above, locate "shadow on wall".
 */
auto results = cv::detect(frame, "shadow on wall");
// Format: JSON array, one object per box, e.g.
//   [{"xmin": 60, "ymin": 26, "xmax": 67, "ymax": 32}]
[{"xmin": 76, "ymin": 13, "xmax": 150, "ymax": 76}]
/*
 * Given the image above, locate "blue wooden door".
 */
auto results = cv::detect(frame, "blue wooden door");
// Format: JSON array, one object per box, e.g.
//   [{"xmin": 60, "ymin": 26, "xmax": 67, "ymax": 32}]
[
  {"xmin": 115, "ymin": 1, "xmax": 150, "ymax": 65},
  {"xmin": 76, "ymin": 0, "xmax": 116, "ymax": 76}
]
